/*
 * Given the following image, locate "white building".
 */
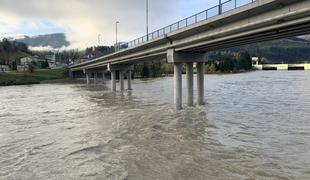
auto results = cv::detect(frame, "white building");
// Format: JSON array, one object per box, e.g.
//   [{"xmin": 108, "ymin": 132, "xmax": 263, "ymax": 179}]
[{"xmin": 0, "ymin": 65, "xmax": 10, "ymax": 72}]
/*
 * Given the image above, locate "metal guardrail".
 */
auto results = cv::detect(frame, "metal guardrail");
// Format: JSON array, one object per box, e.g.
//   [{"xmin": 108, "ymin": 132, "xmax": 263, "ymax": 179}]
[{"xmin": 119, "ymin": 0, "xmax": 256, "ymax": 50}]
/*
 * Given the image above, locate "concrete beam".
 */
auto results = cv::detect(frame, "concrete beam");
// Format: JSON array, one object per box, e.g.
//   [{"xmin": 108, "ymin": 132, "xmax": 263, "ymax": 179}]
[{"xmin": 167, "ymin": 49, "xmax": 208, "ymax": 63}]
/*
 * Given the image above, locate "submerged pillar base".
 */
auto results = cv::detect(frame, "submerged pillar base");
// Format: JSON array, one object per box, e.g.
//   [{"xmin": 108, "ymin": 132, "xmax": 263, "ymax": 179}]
[
  {"xmin": 186, "ymin": 62, "xmax": 194, "ymax": 107},
  {"xmin": 197, "ymin": 62, "xmax": 205, "ymax": 105},
  {"xmin": 127, "ymin": 70, "xmax": 132, "ymax": 90},
  {"xmin": 174, "ymin": 63, "xmax": 182, "ymax": 110},
  {"xmin": 111, "ymin": 70, "xmax": 116, "ymax": 91}
]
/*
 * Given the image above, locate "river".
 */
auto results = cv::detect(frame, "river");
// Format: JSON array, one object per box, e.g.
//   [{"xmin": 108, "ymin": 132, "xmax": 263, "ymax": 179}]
[{"xmin": 0, "ymin": 71, "xmax": 310, "ymax": 180}]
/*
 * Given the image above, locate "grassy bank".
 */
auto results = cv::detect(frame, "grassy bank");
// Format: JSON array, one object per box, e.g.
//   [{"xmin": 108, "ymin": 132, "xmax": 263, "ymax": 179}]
[{"xmin": 0, "ymin": 68, "xmax": 68, "ymax": 86}]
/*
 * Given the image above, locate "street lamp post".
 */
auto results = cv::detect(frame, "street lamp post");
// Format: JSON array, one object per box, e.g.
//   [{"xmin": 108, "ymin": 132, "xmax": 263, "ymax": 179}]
[
  {"xmin": 146, "ymin": 0, "xmax": 149, "ymax": 41},
  {"xmin": 219, "ymin": 0, "xmax": 222, "ymax": 14},
  {"xmin": 115, "ymin": 21, "xmax": 119, "ymax": 51},
  {"xmin": 98, "ymin": 34, "xmax": 101, "ymax": 46}
]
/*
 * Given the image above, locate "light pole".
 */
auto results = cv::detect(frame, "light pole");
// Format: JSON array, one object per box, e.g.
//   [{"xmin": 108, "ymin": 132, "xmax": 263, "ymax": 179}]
[
  {"xmin": 146, "ymin": 0, "xmax": 149, "ymax": 41},
  {"xmin": 219, "ymin": 0, "xmax": 222, "ymax": 14},
  {"xmin": 115, "ymin": 21, "xmax": 119, "ymax": 51},
  {"xmin": 98, "ymin": 34, "xmax": 101, "ymax": 46}
]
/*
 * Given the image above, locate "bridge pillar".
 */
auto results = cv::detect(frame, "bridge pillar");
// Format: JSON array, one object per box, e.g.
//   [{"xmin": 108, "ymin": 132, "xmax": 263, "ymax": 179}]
[
  {"xmin": 167, "ymin": 49, "xmax": 207, "ymax": 109},
  {"xmin": 109, "ymin": 64, "xmax": 134, "ymax": 92},
  {"xmin": 111, "ymin": 70, "xmax": 116, "ymax": 91},
  {"xmin": 197, "ymin": 62, "xmax": 205, "ymax": 105},
  {"xmin": 119, "ymin": 71, "xmax": 125, "ymax": 91},
  {"xmin": 94, "ymin": 73, "xmax": 98, "ymax": 84},
  {"xmin": 127, "ymin": 70, "xmax": 132, "ymax": 90},
  {"xmin": 69, "ymin": 70, "xmax": 74, "ymax": 79},
  {"xmin": 186, "ymin": 62, "xmax": 194, "ymax": 106},
  {"xmin": 86, "ymin": 73, "xmax": 90, "ymax": 85},
  {"xmin": 102, "ymin": 71, "xmax": 106, "ymax": 84},
  {"xmin": 174, "ymin": 63, "xmax": 183, "ymax": 110}
]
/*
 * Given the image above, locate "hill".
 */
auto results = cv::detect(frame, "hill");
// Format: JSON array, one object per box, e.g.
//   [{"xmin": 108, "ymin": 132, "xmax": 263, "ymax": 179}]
[
  {"xmin": 0, "ymin": 39, "xmax": 32, "ymax": 65},
  {"xmin": 5, "ymin": 33, "xmax": 70, "ymax": 49},
  {"xmin": 226, "ymin": 37, "xmax": 310, "ymax": 63}
]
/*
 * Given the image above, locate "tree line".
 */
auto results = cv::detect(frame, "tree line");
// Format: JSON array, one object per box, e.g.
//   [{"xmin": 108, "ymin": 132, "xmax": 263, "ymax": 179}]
[
  {"xmin": 0, "ymin": 37, "xmax": 252, "ymax": 75},
  {"xmin": 0, "ymin": 38, "xmax": 30, "ymax": 65},
  {"xmin": 132, "ymin": 51, "xmax": 253, "ymax": 78}
]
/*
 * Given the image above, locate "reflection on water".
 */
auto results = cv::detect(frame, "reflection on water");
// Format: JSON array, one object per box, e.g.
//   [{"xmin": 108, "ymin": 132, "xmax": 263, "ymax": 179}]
[{"xmin": 0, "ymin": 71, "xmax": 310, "ymax": 179}]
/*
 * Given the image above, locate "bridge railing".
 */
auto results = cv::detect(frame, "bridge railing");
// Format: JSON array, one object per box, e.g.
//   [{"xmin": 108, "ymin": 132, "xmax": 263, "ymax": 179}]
[{"xmin": 120, "ymin": 0, "xmax": 256, "ymax": 50}]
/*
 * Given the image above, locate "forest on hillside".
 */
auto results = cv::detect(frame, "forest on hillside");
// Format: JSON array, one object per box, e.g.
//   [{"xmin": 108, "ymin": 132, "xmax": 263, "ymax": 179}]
[
  {"xmin": 0, "ymin": 38, "xmax": 30, "ymax": 66},
  {"xmin": 227, "ymin": 37, "xmax": 310, "ymax": 63}
]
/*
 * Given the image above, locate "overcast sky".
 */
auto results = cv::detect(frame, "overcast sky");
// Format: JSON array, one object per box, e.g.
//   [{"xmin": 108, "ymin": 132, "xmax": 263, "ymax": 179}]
[{"xmin": 0, "ymin": 0, "xmax": 221, "ymax": 49}]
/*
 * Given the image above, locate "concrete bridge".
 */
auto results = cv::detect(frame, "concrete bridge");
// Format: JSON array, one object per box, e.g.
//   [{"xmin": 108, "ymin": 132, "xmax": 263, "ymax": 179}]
[{"xmin": 70, "ymin": 0, "xmax": 310, "ymax": 109}]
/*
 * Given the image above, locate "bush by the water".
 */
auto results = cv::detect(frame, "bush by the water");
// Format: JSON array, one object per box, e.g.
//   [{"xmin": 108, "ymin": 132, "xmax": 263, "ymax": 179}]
[
  {"xmin": 0, "ymin": 68, "xmax": 68, "ymax": 86},
  {"xmin": 207, "ymin": 51, "xmax": 253, "ymax": 73}
]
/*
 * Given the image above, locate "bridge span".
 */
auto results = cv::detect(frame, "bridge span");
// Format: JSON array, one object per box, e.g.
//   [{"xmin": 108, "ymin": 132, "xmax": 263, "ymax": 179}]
[{"xmin": 69, "ymin": 0, "xmax": 310, "ymax": 109}]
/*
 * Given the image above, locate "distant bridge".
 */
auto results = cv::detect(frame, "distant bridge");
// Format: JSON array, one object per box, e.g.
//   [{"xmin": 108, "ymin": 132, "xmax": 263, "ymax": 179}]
[
  {"xmin": 69, "ymin": 0, "xmax": 310, "ymax": 109},
  {"xmin": 254, "ymin": 63, "xmax": 310, "ymax": 70}
]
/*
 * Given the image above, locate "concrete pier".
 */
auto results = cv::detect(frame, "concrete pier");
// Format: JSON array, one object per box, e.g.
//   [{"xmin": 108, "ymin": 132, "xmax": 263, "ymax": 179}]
[
  {"xmin": 167, "ymin": 49, "xmax": 208, "ymax": 109},
  {"xmin": 94, "ymin": 73, "xmax": 98, "ymax": 84},
  {"xmin": 109, "ymin": 64, "xmax": 134, "ymax": 92},
  {"xmin": 174, "ymin": 63, "xmax": 182, "ymax": 110},
  {"xmin": 127, "ymin": 70, "xmax": 132, "ymax": 90},
  {"xmin": 102, "ymin": 71, "xmax": 106, "ymax": 84},
  {"xmin": 86, "ymin": 73, "xmax": 90, "ymax": 85},
  {"xmin": 111, "ymin": 70, "xmax": 116, "ymax": 91},
  {"xmin": 186, "ymin": 62, "xmax": 194, "ymax": 106},
  {"xmin": 197, "ymin": 62, "xmax": 205, "ymax": 105},
  {"xmin": 69, "ymin": 70, "xmax": 74, "ymax": 79},
  {"xmin": 119, "ymin": 71, "xmax": 125, "ymax": 91}
]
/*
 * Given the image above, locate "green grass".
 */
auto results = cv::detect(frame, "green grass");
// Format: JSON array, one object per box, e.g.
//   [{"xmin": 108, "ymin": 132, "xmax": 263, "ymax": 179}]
[{"xmin": 0, "ymin": 68, "xmax": 68, "ymax": 86}]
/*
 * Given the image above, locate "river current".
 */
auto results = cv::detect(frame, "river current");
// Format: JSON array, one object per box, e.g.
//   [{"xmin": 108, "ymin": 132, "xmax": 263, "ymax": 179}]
[{"xmin": 0, "ymin": 71, "xmax": 310, "ymax": 180}]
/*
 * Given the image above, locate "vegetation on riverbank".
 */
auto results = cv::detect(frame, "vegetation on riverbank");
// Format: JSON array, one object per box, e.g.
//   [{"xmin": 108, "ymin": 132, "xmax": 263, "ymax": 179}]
[
  {"xmin": 0, "ymin": 68, "xmax": 68, "ymax": 86},
  {"xmin": 205, "ymin": 51, "xmax": 253, "ymax": 73},
  {"xmin": 0, "ymin": 38, "xmax": 32, "ymax": 67}
]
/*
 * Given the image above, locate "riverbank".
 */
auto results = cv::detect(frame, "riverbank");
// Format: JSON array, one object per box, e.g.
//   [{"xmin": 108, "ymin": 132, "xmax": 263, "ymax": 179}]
[{"xmin": 0, "ymin": 68, "xmax": 68, "ymax": 86}]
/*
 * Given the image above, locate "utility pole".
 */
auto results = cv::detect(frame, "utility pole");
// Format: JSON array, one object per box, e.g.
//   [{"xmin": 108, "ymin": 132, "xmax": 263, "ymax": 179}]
[
  {"xmin": 219, "ymin": 0, "xmax": 222, "ymax": 14},
  {"xmin": 98, "ymin": 34, "xmax": 101, "ymax": 46},
  {"xmin": 115, "ymin": 21, "xmax": 119, "ymax": 51},
  {"xmin": 146, "ymin": 0, "xmax": 149, "ymax": 41}
]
